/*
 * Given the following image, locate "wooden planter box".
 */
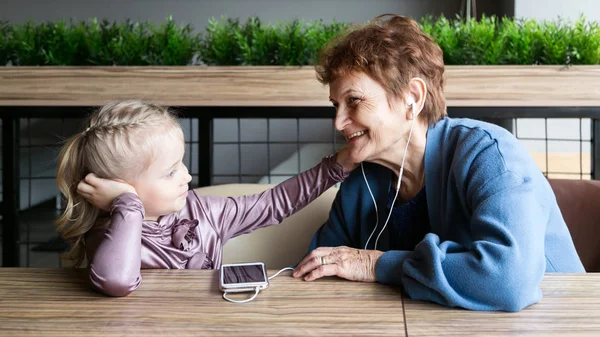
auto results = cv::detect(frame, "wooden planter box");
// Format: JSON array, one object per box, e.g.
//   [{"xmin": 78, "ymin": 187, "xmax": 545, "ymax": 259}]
[{"xmin": 0, "ymin": 65, "xmax": 599, "ymax": 107}]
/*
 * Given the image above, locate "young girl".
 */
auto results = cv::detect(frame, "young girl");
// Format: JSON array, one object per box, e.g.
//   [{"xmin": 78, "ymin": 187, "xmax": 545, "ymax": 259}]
[{"xmin": 56, "ymin": 100, "xmax": 356, "ymax": 297}]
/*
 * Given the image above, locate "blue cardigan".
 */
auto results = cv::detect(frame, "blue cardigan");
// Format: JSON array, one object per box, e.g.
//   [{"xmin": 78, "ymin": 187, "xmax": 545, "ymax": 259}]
[{"xmin": 310, "ymin": 117, "xmax": 584, "ymax": 312}]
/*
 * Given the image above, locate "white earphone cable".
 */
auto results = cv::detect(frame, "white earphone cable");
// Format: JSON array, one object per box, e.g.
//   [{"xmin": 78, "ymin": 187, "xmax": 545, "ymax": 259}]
[
  {"xmin": 223, "ymin": 267, "xmax": 294, "ymax": 304},
  {"xmin": 268, "ymin": 267, "xmax": 294, "ymax": 280},
  {"xmin": 363, "ymin": 163, "xmax": 380, "ymax": 249},
  {"xmin": 223, "ymin": 287, "xmax": 260, "ymax": 304},
  {"xmin": 363, "ymin": 101, "xmax": 417, "ymax": 250}
]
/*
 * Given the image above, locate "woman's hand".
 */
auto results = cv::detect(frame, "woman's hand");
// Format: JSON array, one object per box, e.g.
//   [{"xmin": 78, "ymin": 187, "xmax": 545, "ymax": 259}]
[
  {"xmin": 335, "ymin": 147, "xmax": 360, "ymax": 173},
  {"xmin": 293, "ymin": 246, "xmax": 384, "ymax": 282},
  {"xmin": 77, "ymin": 173, "xmax": 137, "ymax": 211}
]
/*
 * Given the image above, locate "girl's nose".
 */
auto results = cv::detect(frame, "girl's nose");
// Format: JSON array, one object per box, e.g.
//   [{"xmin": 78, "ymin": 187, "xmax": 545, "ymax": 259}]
[{"xmin": 182, "ymin": 165, "xmax": 192, "ymax": 184}]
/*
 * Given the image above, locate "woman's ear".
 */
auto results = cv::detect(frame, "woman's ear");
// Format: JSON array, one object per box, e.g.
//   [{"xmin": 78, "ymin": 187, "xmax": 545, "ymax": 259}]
[{"xmin": 406, "ymin": 78, "xmax": 427, "ymax": 119}]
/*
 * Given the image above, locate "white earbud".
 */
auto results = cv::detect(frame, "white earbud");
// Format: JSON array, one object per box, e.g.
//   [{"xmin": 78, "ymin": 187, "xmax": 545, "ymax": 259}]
[{"xmin": 407, "ymin": 97, "xmax": 416, "ymax": 118}]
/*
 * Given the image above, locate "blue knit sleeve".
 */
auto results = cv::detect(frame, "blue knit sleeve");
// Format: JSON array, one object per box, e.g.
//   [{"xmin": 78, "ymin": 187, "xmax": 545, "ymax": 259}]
[
  {"xmin": 376, "ymin": 170, "xmax": 547, "ymax": 312},
  {"xmin": 308, "ymin": 187, "xmax": 355, "ymax": 252}
]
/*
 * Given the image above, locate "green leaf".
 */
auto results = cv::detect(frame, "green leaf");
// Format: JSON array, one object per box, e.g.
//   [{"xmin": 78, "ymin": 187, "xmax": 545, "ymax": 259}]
[{"xmin": 1, "ymin": 15, "xmax": 598, "ymax": 66}]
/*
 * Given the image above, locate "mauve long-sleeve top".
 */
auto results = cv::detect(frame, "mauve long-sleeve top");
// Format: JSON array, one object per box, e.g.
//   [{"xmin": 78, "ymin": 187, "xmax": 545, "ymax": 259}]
[{"xmin": 84, "ymin": 155, "xmax": 347, "ymax": 296}]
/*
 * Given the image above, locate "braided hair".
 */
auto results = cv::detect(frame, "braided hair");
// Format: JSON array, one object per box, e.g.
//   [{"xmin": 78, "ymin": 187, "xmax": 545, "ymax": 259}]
[{"xmin": 55, "ymin": 100, "xmax": 181, "ymax": 267}]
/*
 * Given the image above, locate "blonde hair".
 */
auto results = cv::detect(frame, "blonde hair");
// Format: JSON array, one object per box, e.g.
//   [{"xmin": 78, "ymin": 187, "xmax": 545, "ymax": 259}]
[{"xmin": 55, "ymin": 100, "xmax": 182, "ymax": 267}]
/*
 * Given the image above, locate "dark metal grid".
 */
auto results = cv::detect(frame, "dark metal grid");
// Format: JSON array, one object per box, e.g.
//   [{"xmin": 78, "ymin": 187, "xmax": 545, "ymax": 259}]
[
  {"xmin": 1, "ymin": 107, "xmax": 599, "ymax": 268},
  {"xmin": 2, "ymin": 116, "xmax": 203, "ymax": 267},
  {"xmin": 515, "ymin": 118, "xmax": 592, "ymax": 179}
]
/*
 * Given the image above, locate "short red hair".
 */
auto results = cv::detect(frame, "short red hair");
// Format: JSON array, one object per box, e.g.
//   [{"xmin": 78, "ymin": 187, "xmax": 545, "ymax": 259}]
[{"xmin": 316, "ymin": 14, "xmax": 447, "ymax": 125}]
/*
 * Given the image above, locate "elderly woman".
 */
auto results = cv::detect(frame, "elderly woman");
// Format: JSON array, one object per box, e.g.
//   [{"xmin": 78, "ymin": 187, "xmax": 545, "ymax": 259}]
[{"xmin": 292, "ymin": 14, "xmax": 584, "ymax": 312}]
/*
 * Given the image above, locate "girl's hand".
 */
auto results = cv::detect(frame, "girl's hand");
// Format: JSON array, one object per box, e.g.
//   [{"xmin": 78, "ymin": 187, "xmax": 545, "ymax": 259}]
[
  {"xmin": 77, "ymin": 173, "xmax": 137, "ymax": 211},
  {"xmin": 335, "ymin": 147, "xmax": 360, "ymax": 173}
]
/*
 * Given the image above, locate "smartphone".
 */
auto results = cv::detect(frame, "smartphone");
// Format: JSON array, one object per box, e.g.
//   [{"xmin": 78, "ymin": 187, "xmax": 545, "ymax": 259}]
[{"xmin": 219, "ymin": 262, "xmax": 269, "ymax": 293}]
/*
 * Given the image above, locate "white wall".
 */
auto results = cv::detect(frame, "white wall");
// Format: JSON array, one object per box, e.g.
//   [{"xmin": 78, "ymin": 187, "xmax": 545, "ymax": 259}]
[{"xmin": 515, "ymin": 0, "xmax": 600, "ymax": 21}]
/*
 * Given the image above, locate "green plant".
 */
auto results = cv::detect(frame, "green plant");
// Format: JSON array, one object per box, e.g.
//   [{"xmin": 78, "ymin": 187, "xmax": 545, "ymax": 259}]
[
  {"xmin": 6, "ymin": 17, "xmax": 201, "ymax": 65},
  {"xmin": 85, "ymin": 18, "xmax": 152, "ymax": 65},
  {"xmin": 201, "ymin": 16, "xmax": 243, "ymax": 65},
  {"xmin": 276, "ymin": 19, "xmax": 311, "ymax": 65},
  {"xmin": 1, "ymin": 15, "xmax": 599, "ymax": 66},
  {"xmin": 200, "ymin": 16, "xmax": 348, "ymax": 65},
  {"xmin": 497, "ymin": 17, "xmax": 536, "ymax": 64},
  {"xmin": 421, "ymin": 14, "xmax": 600, "ymax": 65},
  {"xmin": 0, "ymin": 21, "xmax": 11, "ymax": 65},
  {"xmin": 10, "ymin": 20, "xmax": 86, "ymax": 65},
  {"xmin": 146, "ymin": 16, "xmax": 201, "ymax": 65},
  {"xmin": 566, "ymin": 16, "xmax": 600, "ymax": 64},
  {"xmin": 237, "ymin": 18, "xmax": 280, "ymax": 65},
  {"xmin": 423, "ymin": 15, "xmax": 513, "ymax": 64},
  {"xmin": 87, "ymin": 16, "xmax": 201, "ymax": 65},
  {"xmin": 278, "ymin": 19, "xmax": 347, "ymax": 65}
]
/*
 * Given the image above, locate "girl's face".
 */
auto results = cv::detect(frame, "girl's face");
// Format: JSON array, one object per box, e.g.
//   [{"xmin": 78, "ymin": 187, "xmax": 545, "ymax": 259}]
[{"xmin": 130, "ymin": 132, "xmax": 192, "ymax": 221}]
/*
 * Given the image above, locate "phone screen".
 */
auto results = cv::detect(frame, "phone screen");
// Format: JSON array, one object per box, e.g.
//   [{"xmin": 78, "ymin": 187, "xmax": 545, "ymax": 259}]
[{"xmin": 222, "ymin": 264, "xmax": 266, "ymax": 284}]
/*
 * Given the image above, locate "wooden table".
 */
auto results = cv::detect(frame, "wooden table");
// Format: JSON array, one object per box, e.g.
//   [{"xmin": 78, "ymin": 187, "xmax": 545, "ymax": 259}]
[
  {"xmin": 0, "ymin": 269, "xmax": 598, "ymax": 336},
  {"xmin": 402, "ymin": 273, "xmax": 600, "ymax": 337},
  {"xmin": 0, "ymin": 268, "xmax": 406, "ymax": 336}
]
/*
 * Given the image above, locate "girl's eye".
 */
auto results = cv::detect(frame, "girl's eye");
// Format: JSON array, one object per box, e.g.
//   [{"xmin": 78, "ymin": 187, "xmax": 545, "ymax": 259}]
[{"xmin": 168, "ymin": 170, "xmax": 177, "ymax": 177}]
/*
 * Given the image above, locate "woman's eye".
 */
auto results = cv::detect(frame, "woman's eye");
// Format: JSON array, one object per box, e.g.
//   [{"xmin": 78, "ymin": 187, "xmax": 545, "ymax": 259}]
[
  {"xmin": 348, "ymin": 97, "xmax": 360, "ymax": 104},
  {"xmin": 168, "ymin": 170, "xmax": 177, "ymax": 177}
]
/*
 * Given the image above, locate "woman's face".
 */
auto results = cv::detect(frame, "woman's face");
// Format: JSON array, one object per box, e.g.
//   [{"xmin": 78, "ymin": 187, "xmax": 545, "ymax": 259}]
[{"xmin": 329, "ymin": 71, "xmax": 410, "ymax": 164}]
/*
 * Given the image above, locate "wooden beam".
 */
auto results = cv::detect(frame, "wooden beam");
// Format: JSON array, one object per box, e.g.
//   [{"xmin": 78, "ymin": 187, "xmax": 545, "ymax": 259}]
[{"xmin": 0, "ymin": 66, "xmax": 599, "ymax": 107}]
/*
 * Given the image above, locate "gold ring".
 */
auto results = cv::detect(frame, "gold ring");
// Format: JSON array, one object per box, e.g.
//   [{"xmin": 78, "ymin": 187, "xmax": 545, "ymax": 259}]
[{"xmin": 321, "ymin": 256, "xmax": 326, "ymax": 265}]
